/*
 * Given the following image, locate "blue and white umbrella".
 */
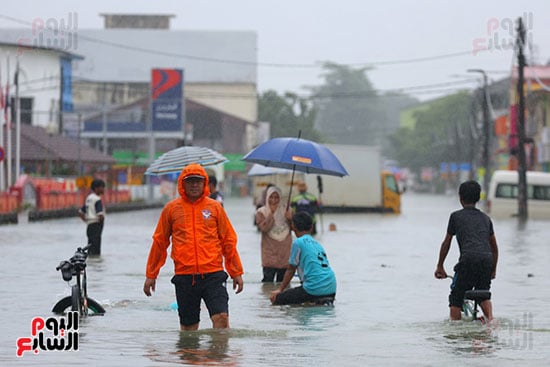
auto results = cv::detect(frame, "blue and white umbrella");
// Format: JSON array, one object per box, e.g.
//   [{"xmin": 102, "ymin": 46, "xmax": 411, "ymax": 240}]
[{"xmin": 145, "ymin": 146, "xmax": 227, "ymax": 175}]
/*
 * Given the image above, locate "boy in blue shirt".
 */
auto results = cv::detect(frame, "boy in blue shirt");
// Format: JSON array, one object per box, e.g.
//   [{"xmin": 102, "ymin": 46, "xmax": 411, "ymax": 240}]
[{"xmin": 270, "ymin": 212, "xmax": 336, "ymax": 305}]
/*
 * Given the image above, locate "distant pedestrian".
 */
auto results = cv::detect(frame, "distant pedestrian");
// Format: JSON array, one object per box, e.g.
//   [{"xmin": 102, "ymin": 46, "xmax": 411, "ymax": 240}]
[
  {"xmin": 291, "ymin": 181, "xmax": 320, "ymax": 235},
  {"xmin": 78, "ymin": 179, "xmax": 106, "ymax": 256},
  {"xmin": 208, "ymin": 175, "xmax": 224, "ymax": 206},
  {"xmin": 254, "ymin": 182, "xmax": 274, "ymax": 229},
  {"xmin": 255, "ymin": 185, "xmax": 292, "ymax": 283},
  {"xmin": 256, "ymin": 183, "xmax": 274, "ymax": 209}
]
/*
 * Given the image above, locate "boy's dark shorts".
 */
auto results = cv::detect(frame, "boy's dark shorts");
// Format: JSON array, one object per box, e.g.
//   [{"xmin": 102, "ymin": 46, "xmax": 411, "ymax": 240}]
[
  {"xmin": 449, "ymin": 256, "xmax": 493, "ymax": 308},
  {"xmin": 273, "ymin": 285, "xmax": 335, "ymax": 306},
  {"xmin": 171, "ymin": 271, "xmax": 229, "ymax": 326}
]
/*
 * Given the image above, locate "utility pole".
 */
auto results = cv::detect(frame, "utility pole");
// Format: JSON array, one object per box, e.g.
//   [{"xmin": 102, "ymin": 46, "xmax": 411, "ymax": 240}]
[
  {"xmin": 516, "ymin": 17, "xmax": 528, "ymax": 220},
  {"xmin": 6, "ymin": 56, "xmax": 11, "ymax": 187},
  {"xmin": 102, "ymin": 83, "xmax": 108, "ymax": 155},
  {"xmin": 15, "ymin": 58, "xmax": 20, "ymax": 182},
  {"xmin": 59, "ymin": 63, "xmax": 64, "ymax": 135},
  {"xmin": 77, "ymin": 113, "xmax": 82, "ymax": 175},
  {"xmin": 467, "ymin": 68, "xmax": 491, "ymax": 208}
]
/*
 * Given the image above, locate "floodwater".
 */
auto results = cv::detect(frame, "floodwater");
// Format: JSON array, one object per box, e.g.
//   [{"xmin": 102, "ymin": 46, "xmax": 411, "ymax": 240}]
[{"xmin": 1, "ymin": 193, "xmax": 549, "ymax": 366}]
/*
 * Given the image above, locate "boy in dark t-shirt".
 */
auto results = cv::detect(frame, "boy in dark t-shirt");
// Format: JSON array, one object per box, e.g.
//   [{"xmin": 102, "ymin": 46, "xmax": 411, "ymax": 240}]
[{"xmin": 434, "ymin": 180, "xmax": 499, "ymax": 321}]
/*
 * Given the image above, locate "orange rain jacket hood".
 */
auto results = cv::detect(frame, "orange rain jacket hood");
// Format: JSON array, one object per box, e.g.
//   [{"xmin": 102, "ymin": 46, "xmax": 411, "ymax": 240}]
[{"xmin": 145, "ymin": 163, "xmax": 243, "ymax": 279}]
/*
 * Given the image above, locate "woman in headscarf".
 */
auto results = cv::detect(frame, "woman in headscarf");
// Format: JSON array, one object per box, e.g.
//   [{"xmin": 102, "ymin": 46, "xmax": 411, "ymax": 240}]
[{"xmin": 255, "ymin": 186, "xmax": 293, "ymax": 282}]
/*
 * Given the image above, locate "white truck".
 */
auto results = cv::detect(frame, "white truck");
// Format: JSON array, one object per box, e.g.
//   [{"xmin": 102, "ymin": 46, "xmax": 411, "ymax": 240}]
[
  {"xmin": 303, "ymin": 144, "xmax": 401, "ymax": 213},
  {"xmin": 248, "ymin": 144, "xmax": 401, "ymax": 213}
]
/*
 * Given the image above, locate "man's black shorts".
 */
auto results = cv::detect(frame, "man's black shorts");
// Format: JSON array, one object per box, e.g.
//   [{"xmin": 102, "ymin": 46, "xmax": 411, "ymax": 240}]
[
  {"xmin": 171, "ymin": 271, "xmax": 229, "ymax": 326},
  {"xmin": 449, "ymin": 256, "xmax": 493, "ymax": 308}
]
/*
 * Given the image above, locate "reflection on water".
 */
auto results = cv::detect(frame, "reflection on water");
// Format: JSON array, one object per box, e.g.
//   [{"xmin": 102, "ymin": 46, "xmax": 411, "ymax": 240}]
[
  {"xmin": 281, "ymin": 304, "xmax": 336, "ymax": 330},
  {"xmin": 260, "ymin": 281, "xmax": 337, "ymax": 330},
  {"xmin": 437, "ymin": 313, "xmax": 538, "ymax": 357},
  {"xmin": 441, "ymin": 321, "xmax": 498, "ymax": 356},
  {"xmin": 173, "ymin": 330, "xmax": 233, "ymax": 366}
]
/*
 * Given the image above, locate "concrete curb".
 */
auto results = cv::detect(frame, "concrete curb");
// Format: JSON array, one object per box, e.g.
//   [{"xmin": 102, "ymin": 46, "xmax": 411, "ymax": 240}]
[{"xmin": 0, "ymin": 212, "xmax": 18, "ymax": 225}]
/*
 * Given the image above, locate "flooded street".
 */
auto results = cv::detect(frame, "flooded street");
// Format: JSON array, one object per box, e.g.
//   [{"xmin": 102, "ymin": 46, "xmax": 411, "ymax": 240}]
[{"xmin": 1, "ymin": 192, "xmax": 549, "ymax": 366}]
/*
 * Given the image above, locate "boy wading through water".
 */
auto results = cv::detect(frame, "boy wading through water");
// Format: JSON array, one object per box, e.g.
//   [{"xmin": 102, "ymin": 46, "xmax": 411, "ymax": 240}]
[
  {"xmin": 435, "ymin": 180, "xmax": 499, "ymax": 322},
  {"xmin": 79, "ymin": 179, "xmax": 106, "ymax": 256}
]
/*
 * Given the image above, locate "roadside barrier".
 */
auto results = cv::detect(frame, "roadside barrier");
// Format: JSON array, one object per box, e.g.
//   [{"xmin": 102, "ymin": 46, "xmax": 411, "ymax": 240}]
[
  {"xmin": 35, "ymin": 188, "xmax": 131, "ymax": 211},
  {"xmin": 0, "ymin": 192, "xmax": 19, "ymax": 214}
]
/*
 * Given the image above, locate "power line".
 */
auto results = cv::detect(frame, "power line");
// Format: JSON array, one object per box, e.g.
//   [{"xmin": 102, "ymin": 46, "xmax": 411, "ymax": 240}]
[
  {"xmin": 18, "ymin": 76, "xmax": 478, "ymax": 100},
  {"xmin": 0, "ymin": 13, "xmax": 487, "ymax": 69}
]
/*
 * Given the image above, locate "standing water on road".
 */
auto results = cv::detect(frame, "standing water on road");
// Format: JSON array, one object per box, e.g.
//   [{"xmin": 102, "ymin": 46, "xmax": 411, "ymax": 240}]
[{"xmin": 1, "ymin": 193, "xmax": 549, "ymax": 366}]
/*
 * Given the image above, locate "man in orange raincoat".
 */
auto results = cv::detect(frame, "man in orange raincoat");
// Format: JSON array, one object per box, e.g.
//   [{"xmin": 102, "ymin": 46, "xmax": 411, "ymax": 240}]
[{"xmin": 143, "ymin": 163, "xmax": 244, "ymax": 330}]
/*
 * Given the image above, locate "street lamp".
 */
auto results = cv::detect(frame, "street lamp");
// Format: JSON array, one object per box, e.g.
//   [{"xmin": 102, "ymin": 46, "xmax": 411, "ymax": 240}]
[{"xmin": 467, "ymin": 69, "xmax": 491, "ymax": 208}]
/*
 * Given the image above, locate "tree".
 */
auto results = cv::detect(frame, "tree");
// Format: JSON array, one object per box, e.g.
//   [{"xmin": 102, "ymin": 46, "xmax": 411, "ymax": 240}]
[
  {"xmin": 309, "ymin": 62, "xmax": 386, "ymax": 145},
  {"xmin": 257, "ymin": 90, "xmax": 322, "ymax": 141},
  {"xmin": 379, "ymin": 91, "xmax": 418, "ymax": 156},
  {"xmin": 387, "ymin": 91, "xmax": 474, "ymax": 174}
]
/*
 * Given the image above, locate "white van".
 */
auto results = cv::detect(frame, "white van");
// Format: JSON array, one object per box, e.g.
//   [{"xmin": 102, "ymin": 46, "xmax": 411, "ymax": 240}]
[{"xmin": 487, "ymin": 170, "xmax": 550, "ymax": 219}]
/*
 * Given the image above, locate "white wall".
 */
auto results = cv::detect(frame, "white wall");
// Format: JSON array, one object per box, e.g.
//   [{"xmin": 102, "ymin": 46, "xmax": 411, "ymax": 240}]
[{"xmin": 0, "ymin": 45, "xmax": 61, "ymax": 130}]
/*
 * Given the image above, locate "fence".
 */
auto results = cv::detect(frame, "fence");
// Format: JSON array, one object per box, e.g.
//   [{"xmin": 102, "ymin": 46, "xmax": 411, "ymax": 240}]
[
  {"xmin": 0, "ymin": 192, "xmax": 19, "ymax": 214},
  {"xmin": 35, "ymin": 188, "xmax": 131, "ymax": 211}
]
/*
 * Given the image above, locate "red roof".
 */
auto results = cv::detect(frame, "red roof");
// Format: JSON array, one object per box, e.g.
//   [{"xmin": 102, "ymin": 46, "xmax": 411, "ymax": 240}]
[{"xmin": 511, "ymin": 65, "xmax": 550, "ymax": 81}]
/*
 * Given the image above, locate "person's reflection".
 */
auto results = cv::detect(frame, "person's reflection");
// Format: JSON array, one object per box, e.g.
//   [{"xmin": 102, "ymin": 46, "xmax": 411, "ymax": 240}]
[
  {"xmin": 175, "ymin": 330, "xmax": 235, "ymax": 366},
  {"xmin": 265, "ymin": 280, "xmax": 336, "ymax": 329},
  {"xmin": 442, "ymin": 324, "xmax": 496, "ymax": 356},
  {"xmin": 286, "ymin": 304, "xmax": 335, "ymax": 329}
]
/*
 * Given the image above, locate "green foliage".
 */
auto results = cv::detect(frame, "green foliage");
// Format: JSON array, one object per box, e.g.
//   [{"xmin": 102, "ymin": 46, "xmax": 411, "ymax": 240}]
[
  {"xmin": 388, "ymin": 91, "xmax": 475, "ymax": 173},
  {"xmin": 306, "ymin": 62, "xmax": 418, "ymax": 149},
  {"xmin": 257, "ymin": 90, "xmax": 323, "ymax": 141},
  {"xmin": 309, "ymin": 62, "xmax": 385, "ymax": 145}
]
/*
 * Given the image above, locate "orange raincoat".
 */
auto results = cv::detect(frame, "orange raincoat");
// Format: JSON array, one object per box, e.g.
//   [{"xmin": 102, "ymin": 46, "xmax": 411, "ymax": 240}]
[{"xmin": 145, "ymin": 164, "xmax": 243, "ymax": 279}]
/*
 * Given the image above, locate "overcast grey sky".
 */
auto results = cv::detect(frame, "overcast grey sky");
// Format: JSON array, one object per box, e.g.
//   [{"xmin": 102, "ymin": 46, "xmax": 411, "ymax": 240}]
[{"xmin": 2, "ymin": 0, "xmax": 550, "ymax": 101}]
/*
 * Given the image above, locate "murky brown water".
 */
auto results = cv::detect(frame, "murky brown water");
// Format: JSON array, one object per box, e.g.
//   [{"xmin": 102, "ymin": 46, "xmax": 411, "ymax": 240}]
[{"xmin": 1, "ymin": 193, "xmax": 549, "ymax": 366}]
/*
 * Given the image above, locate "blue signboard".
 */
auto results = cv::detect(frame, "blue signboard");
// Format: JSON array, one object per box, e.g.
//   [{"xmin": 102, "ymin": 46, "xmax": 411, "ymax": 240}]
[
  {"xmin": 151, "ymin": 69, "xmax": 184, "ymax": 132},
  {"xmin": 61, "ymin": 58, "xmax": 73, "ymax": 112}
]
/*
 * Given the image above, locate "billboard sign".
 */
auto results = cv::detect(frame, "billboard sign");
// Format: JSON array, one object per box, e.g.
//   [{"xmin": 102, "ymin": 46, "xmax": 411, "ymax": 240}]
[
  {"xmin": 151, "ymin": 68, "xmax": 184, "ymax": 131},
  {"xmin": 61, "ymin": 58, "xmax": 73, "ymax": 112}
]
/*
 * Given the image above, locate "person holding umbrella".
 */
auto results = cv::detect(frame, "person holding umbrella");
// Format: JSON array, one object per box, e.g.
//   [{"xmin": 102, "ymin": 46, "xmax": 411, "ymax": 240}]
[{"xmin": 255, "ymin": 185, "xmax": 293, "ymax": 283}]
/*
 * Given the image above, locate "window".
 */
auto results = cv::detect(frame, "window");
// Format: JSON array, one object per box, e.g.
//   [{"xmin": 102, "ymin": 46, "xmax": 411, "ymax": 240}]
[
  {"xmin": 495, "ymin": 184, "xmax": 517, "ymax": 198},
  {"xmin": 495, "ymin": 183, "xmax": 550, "ymax": 201},
  {"xmin": 10, "ymin": 97, "xmax": 33, "ymax": 125},
  {"xmin": 384, "ymin": 174, "xmax": 399, "ymax": 193},
  {"xmin": 533, "ymin": 185, "xmax": 550, "ymax": 200}
]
